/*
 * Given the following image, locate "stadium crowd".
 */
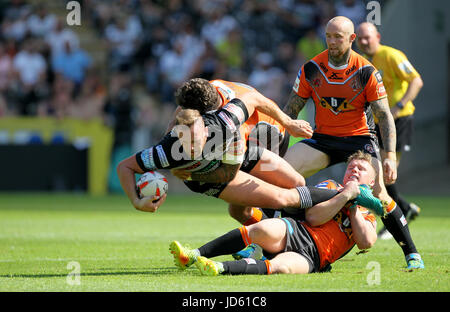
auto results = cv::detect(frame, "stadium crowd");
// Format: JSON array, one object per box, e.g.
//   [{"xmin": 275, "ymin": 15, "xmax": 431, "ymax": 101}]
[{"xmin": 0, "ymin": 0, "xmax": 379, "ymax": 190}]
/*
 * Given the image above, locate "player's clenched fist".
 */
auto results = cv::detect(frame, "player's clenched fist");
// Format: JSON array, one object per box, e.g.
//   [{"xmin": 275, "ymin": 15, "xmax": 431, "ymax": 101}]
[{"xmin": 285, "ymin": 119, "xmax": 313, "ymax": 138}]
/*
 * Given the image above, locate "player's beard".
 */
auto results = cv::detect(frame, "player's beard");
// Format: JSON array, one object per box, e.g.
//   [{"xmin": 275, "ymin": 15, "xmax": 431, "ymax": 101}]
[{"xmin": 328, "ymin": 48, "xmax": 351, "ymax": 67}]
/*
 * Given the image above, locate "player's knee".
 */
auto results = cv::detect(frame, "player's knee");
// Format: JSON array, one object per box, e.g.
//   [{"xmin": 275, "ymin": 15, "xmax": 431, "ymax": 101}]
[{"xmin": 272, "ymin": 263, "xmax": 292, "ymax": 274}]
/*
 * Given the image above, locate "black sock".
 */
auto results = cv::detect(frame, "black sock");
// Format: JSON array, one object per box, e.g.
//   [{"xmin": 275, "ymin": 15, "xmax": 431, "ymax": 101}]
[
  {"xmin": 222, "ymin": 259, "xmax": 269, "ymax": 275},
  {"xmin": 260, "ymin": 208, "xmax": 276, "ymax": 219},
  {"xmin": 296, "ymin": 186, "xmax": 339, "ymax": 209},
  {"xmin": 381, "ymin": 205, "xmax": 418, "ymax": 256},
  {"xmin": 198, "ymin": 228, "xmax": 246, "ymax": 258},
  {"xmin": 386, "ymin": 184, "xmax": 410, "ymax": 215}
]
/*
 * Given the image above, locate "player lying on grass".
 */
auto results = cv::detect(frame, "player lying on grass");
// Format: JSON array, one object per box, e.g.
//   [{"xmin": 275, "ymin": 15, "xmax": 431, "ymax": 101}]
[
  {"xmin": 118, "ymin": 80, "xmax": 348, "ymax": 224},
  {"xmin": 169, "ymin": 151, "xmax": 381, "ymax": 275}
]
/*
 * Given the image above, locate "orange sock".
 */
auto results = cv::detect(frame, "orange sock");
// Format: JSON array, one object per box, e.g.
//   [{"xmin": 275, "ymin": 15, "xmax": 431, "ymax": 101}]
[
  {"xmin": 238, "ymin": 226, "xmax": 252, "ymax": 246},
  {"xmin": 264, "ymin": 260, "xmax": 273, "ymax": 275},
  {"xmin": 243, "ymin": 207, "xmax": 263, "ymax": 226},
  {"xmin": 385, "ymin": 200, "xmax": 397, "ymax": 214}
]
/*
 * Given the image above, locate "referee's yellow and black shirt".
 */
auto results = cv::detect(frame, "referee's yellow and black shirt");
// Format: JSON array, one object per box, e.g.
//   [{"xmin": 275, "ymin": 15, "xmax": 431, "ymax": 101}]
[{"xmin": 366, "ymin": 44, "xmax": 421, "ymax": 118}]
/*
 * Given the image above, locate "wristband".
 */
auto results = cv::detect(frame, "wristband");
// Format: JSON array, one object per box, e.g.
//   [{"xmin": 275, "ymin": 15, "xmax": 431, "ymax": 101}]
[{"xmin": 396, "ymin": 101, "xmax": 405, "ymax": 109}]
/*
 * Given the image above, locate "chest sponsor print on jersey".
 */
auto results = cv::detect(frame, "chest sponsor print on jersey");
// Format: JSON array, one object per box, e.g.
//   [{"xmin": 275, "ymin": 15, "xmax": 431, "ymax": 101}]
[{"xmin": 320, "ymin": 96, "xmax": 356, "ymax": 115}]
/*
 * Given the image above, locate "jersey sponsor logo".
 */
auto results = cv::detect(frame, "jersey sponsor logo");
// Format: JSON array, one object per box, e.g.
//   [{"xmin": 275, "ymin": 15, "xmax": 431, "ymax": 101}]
[
  {"xmin": 320, "ymin": 97, "xmax": 355, "ymax": 115},
  {"xmin": 377, "ymin": 85, "xmax": 386, "ymax": 96},
  {"xmin": 345, "ymin": 64, "xmax": 357, "ymax": 75},
  {"xmin": 218, "ymin": 111, "xmax": 237, "ymax": 132},
  {"xmin": 223, "ymin": 102, "xmax": 245, "ymax": 124},
  {"xmin": 141, "ymin": 148, "xmax": 156, "ymax": 170},
  {"xmin": 156, "ymin": 145, "xmax": 169, "ymax": 168},
  {"xmin": 319, "ymin": 62, "xmax": 328, "ymax": 73},
  {"xmin": 328, "ymin": 72, "xmax": 343, "ymax": 80},
  {"xmin": 374, "ymin": 71, "xmax": 383, "ymax": 83},
  {"xmin": 312, "ymin": 77, "xmax": 322, "ymax": 88},
  {"xmin": 333, "ymin": 211, "xmax": 353, "ymax": 238}
]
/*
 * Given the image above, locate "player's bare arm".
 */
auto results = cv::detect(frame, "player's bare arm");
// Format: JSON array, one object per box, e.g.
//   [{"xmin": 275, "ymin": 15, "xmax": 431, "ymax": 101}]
[
  {"xmin": 370, "ymin": 97, "xmax": 397, "ymax": 183},
  {"xmin": 305, "ymin": 181, "xmax": 360, "ymax": 226},
  {"xmin": 171, "ymin": 163, "xmax": 241, "ymax": 184},
  {"xmin": 348, "ymin": 206, "xmax": 377, "ymax": 250},
  {"xmin": 117, "ymin": 156, "xmax": 167, "ymax": 213},
  {"xmin": 240, "ymin": 91, "xmax": 312, "ymax": 138},
  {"xmin": 283, "ymin": 91, "xmax": 308, "ymax": 119}
]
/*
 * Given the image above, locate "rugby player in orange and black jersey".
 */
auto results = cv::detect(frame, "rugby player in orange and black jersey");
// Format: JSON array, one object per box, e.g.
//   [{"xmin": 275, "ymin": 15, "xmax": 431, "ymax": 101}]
[{"xmin": 135, "ymin": 98, "xmax": 249, "ymax": 197}]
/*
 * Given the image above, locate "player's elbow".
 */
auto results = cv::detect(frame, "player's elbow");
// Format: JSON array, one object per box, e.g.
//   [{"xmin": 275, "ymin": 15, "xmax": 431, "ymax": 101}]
[
  {"xmin": 355, "ymin": 235, "xmax": 377, "ymax": 250},
  {"xmin": 414, "ymin": 76, "xmax": 424, "ymax": 89},
  {"xmin": 305, "ymin": 213, "xmax": 324, "ymax": 227}
]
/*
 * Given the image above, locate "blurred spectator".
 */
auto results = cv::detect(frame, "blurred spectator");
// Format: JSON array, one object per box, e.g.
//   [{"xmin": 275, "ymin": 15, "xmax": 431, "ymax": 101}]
[
  {"xmin": 0, "ymin": 41, "xmax": 13, "ymax": 92},
  {"xmin": 215, "ymin": 27, "xmax": 244, "ymax": 71},
  {"xmin": 38, "ymin": 73, "xmax": 74, "ymax": 118},
  {"xmin": 280, "ymin": 0, "xmax": 320, "ymax": 41},
  {"xmin": 68, "ymin": 69, "xmax": 106, "ymax": 120},
  {"xmin": 296, "ymin": 28, "xmax": 326, "ymax": 61},
  {"xmin": 11, "ymin": 38, "xmax": 47, "ymax": 115},
  {"xmin": 1, "ymin": 11, "xmax": 29, "ymax": 43},
  {"xmin": 159, "ymin": 38, "xmax": 194, "ymax": 104},
  {"xmin": 104, "ymin": 12, "xmax": 143, "ymax": 71},
  {"xmin": 191, "ymin": 40, "xmax": 226, "ymax": 81},
  {"xmin": 51, "ymin": 40, "xmax": 92, "ymax": 87},
  {"xmin": 335, "ymin": 0, "xmax": 366, "ymax": 27},
  {"xmin": 27, "ymin": 4, "xmax": 56, "ymax": 38},
  {"xmin": 248, "ymin": 52, "xmax": 285, "ymax": 104},
  {"xmin": 45, "ymin": 18, "xmax": 80, "ymax": 57},
  {"xmin": 200, "ymin": 5, "xmax": 237, "ymax": 47}
]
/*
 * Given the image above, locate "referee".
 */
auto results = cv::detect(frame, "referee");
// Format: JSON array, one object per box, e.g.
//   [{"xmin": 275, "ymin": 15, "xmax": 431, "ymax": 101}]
[{"xmin": 356, "ymin": 22, "xmax": 424, "ymax": 239}]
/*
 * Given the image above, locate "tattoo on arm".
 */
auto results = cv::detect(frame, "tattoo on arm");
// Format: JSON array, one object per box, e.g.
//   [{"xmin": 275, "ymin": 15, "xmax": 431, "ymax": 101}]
[
  {"xmin": 371, "ymin": 98, "xmax": 396, "ymax": 153},
  {"xmin": 283, "ymin": 91, "xmax": 308, "ymax": 119},
  {"xmin": 190, "ymin": 163, "xmax": 241, "ymax": 183}
]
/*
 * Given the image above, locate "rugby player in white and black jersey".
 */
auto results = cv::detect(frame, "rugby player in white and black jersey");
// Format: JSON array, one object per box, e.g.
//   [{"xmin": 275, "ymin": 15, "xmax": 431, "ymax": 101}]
[{"xmin": 117, "ymin": 92, "xmax": 343, "ymax": 218}]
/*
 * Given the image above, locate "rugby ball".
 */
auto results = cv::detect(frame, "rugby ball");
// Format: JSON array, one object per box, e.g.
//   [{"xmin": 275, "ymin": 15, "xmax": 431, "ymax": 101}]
[{"xmin": 136, "ymin": 171, "xmax": 168, "ymax": 199}]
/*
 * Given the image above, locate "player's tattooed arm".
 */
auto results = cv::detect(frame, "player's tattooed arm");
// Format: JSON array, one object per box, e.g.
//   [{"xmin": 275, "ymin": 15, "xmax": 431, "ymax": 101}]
[
  {"xmin": 370, "ymin": 97, "xmax": 396, "ymax": 153},
  {"xmin": 283, "ymin": 91, "xmax": 308, "ymax": 119},
  {"xmin": 189, "ymin": 163, "xmax": 241, "ymax": 183}
]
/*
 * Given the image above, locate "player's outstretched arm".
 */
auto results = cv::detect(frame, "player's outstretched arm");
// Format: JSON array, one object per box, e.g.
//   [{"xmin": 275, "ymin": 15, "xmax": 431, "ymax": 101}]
[
  {"xmin": 239, "ymin": 91, "xmax": 313, "ymax": 138},
  {"xmin": 117, "ymin": 155, "xmax": 166, "ymax": 213}
]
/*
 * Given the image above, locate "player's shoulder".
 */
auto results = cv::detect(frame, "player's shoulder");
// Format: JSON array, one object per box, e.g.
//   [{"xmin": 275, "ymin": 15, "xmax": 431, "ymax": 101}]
[
  {"xmin": 351, "ymin": 50, "xmax": 376, "ymax": 69},
  {"xmin": 378, "ymin": 44, "xmax": 406, "ymax": 58}
]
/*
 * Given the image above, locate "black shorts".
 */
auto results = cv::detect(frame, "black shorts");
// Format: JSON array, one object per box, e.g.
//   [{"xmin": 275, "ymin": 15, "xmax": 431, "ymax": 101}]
[
  {"xmin": 376, "ymin": 115, "xmax": 413, "ymax": 152},
  {"xmin": 280, "ymin": 217, "xmax": 321, "ymax": 273},
  {"xmin": 300, "ymin": 133, "xmax": 381, "ymax": 167},
  {"xmin": 184, "ymin": 145, "xmax": 265, "ymax": 198}
]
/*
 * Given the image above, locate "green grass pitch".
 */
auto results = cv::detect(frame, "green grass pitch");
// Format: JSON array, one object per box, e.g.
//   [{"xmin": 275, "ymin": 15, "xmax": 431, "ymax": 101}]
[{"xmin": 0, "ymin": 193, "xmax": 449, "ymax": 292}]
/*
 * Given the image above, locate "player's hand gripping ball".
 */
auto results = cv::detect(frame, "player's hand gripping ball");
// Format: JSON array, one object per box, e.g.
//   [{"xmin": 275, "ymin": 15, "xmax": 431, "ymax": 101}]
[{"xmin": 136, "ymin": 171, "xmax": 168, "ymax": 200}]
